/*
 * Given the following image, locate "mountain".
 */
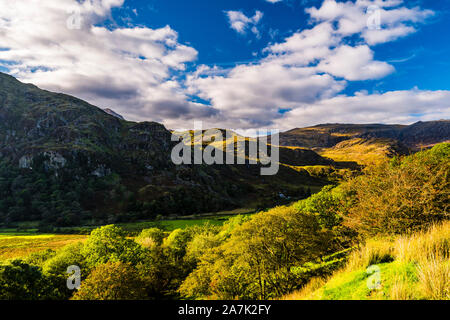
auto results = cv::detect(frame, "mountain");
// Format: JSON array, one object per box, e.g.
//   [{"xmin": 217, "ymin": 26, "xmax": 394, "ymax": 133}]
[
  {"xmin": 278, "ymin": 124, "xmax": 406, "ymax": 148},
  {"xmin": 395, "ymin": 120, "xmax": 450, "ymax": 149},
  {"xmin": 279, "ymin": 122, "xmax": 450, "ymax": 150},
  {"xmin": 0, "ymin": 72, "xmax": 329, "ymax": 227},
  {"xmin": 1, "ymin": 72, "xmax": 447, "ymax": 227}
]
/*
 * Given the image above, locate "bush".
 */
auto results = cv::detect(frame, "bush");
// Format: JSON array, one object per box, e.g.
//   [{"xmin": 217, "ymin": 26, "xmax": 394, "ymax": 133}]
[
  {"xmin": 43, "ymin": 242, "xmax": 86, "ymax": 276},
  {"xmin": 344, "ymin": 143, "xmax": 449, "ymax": 236},
  {"xmin": 180, "ymin": 206, "xmax": 340, "ymax": 299}
]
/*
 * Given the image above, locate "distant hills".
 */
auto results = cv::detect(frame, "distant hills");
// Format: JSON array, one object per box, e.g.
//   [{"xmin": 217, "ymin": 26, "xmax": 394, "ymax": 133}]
[
  {"xmin": 0, "ymin": 72, "xmax": 448, "ymax": 226},
  {"xmin": 0, "ymin": 72, "xmax": 328, "ymax": 226},
  {"xmin": 278, "ymin": 121, "xmax": 450, "ymax": 150}
]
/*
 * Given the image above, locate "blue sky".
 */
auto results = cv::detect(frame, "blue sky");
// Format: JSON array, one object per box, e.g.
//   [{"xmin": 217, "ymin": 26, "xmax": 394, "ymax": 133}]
[
  {"xmin": 0, "ymin": 0, "xmax": 449, "ymax": 132},
  {"xmin": 113, "ymin": 0, "xmax": 450, "ymax": 93}
]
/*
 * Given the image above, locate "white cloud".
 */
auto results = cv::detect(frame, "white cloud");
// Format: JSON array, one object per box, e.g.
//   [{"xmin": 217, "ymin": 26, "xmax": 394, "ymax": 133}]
[
  {"xmin": 184, "ymin": 0, "xmax": 444, "ymax": 130},
  {"xmin": 317, "ymin": 45, "xmax": 395, "ymax": 80},
  {"xmin": 0, "ymin": 0, "xmax": 446, "ymax": 132},
  {"xmin": 225, "ymin": 10, "xmax": 263, "ymax": 37},
  {"xmin": 186, "ymin": 61, "xmax": 346, "ymax": 128},
  {"xmin": 306, "ymin": 0, "xmax": 434, "ymax": 44},
  {"xmin": 274, "ymin": 89, "xmax": 450, "ymax": 129},
  {"xmin": 0, "ymin": 0, "xmax": 218, "ymax": 124}
]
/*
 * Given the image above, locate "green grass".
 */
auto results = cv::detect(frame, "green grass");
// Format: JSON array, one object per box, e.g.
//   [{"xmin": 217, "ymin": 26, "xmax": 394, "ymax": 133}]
[
  {"xmin": 116, "ymin": 217, "xmax": 233, "ymax": 233},
  {"xmin": 284, "ymin": 221, "xmax": 450, "ymax": 300},
  {"xmin": 55, "ymin": 208, "xmax": 256, "ymax": 234},
  {"xmin": 310, "ymin": 262, "xmax": 418, "ymax": 300},
  {"xmin": 0, "ymin": 209, "xmax": 256, "ymax": 261},
  {"xmin": 0, "ymin": 229, "xmax": 39, "ymax": 237}
]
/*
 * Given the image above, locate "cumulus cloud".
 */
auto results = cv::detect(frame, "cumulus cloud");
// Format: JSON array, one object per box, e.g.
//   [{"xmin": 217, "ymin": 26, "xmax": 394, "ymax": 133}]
[
  {"xmin": 306, "ymin": 0, "xmax": 434, "ymax": 45},
  {"xmin": 186, "ymin": 61, "xmax": 346, "ymax": 128},
  {"xmin": 274, "ymin": 89, "xmax": 450, "ymax": 129},
  {"xmin": 0, "ymin": 0, "xmax": 217, "ymax": 123},
  {"xmin": 225, "ymin": 10, "xmax": 263, "ymax": 37},
  {"xmin": 184, "ymin": 0, "xmax": 443, "ymax": 130},
  {"xmin": 0, "ymin": 0, "xmax": 446, "ymax": 132},
  {"xmin": 317, "ymin": 45, "xmax": 395, "ymax": 80}
]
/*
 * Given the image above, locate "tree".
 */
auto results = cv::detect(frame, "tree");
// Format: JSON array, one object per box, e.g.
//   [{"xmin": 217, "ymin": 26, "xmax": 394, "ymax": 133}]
[
  {"xmin": 82, "ymin": 225, "xmax": 145, "ymax": 269},
  {"xmin": 72, "ymin": 262, "xmax": 146, "ymax": 300},
  {"xmin": 0, "ymin": 260, "xmax": 69, "ymax": 300},
  {"xmin": 180, "ymin": 206, "xmax": 338, "ymax": 300},
  {"xmin": 136, "ymin": 227, "xmax": 165, "ymax": 247},
  {"xmin": 43, "ymin": 242, "xmax": 86, "ymax": 276}
]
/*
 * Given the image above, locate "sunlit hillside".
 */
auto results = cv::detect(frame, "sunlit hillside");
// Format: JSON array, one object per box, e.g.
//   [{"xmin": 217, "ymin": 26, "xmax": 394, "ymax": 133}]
[
  {"xmin": 317, "ymin": 138, "xmax": 409, "ymax": 166},
  {"xmin": 283, "ymin": 221, "xmax": 450, "ymax": 300}
]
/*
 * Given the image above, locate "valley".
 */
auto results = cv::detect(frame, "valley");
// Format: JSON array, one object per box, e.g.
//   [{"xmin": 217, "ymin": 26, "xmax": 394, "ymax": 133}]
[{"xmin": 0, "ymin": 73, "xmax": 448, "ymax": 301}]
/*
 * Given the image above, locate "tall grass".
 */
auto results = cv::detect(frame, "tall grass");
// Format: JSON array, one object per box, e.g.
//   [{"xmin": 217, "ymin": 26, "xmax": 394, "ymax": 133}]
[
  {"xmin": 395, "ymin": 223, "xmax": 449, "ymax": 264},
  {"xmin": 390, "ymin": 275, "xmax": 415, "ymax": 300},
  {"xmin": 284, "ymin": 221, "xmax": 450, "ymax": 300},
  {"xmin": 281, "ymin": 277, "xmax": 327, "ymax": 300},
  {"xmin": 417, "ymin": 254, "xmax": 450, "ymax": 300},
  {"xmin": 344, "ymin": 239, "xmax": 395, "ymax": 271}
]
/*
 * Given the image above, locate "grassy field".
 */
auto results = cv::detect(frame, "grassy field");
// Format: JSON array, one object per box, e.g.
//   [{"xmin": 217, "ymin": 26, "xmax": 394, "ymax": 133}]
[
  {"xmin": 0, "ymin": 217, "xmax": 234, "ymax": 261},
  {"xmin": 0, "ymin": 233, "xmax": 87, "ymax": 261},
  {"xmin": 0, "ymin": 208, "xmax": 256, "ymax": 261}
]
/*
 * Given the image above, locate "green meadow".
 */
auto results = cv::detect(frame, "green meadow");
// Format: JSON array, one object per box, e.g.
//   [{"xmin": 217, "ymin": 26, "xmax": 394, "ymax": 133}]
[{"xmin": 0, "ymin": 208, "xmax": 255, "ymax": 260}]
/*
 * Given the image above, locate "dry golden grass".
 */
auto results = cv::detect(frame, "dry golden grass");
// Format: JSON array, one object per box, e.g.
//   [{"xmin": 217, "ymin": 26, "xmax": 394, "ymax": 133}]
[
  {"xmin": 0, "ymin": 234, "xmax": 87, "ymax": 260},
  {"xmin": 343, "ymin": 237, "xmax": 397, "ymax": 272},
  {"xmin": 395, "ymin": 223, "xmax": 450, "ymax": 264},
  {"xmin": 417, "ymin": 254, "xmax": 450, "ymax": 300},
  {"xmin": 281, "ymin": 277, "xmax": 327, "ymax": 300},
  {"xmin": 390, "ymin": 275, "xmax": 415, "ymax": 300},
  {"xmin": 318, "ymin": 138, "xmax": 400, "ymax": 166},
  {"xmin": 283, "ymin": 221, "xmax": 450, "ymax": 300}
]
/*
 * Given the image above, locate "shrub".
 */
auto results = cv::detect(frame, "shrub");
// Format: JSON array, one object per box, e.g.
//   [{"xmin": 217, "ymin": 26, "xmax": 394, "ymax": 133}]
[
  {"xmin": 43, "ymin": 242, "xmax": 86, "ymax": 276},
  {"xmin": 344, "ymin": 143, "xmax": 449, "ymax": 236},
  {"xmin": 179, "ymin": 206, "xmax": 340, "ymax": 299}
]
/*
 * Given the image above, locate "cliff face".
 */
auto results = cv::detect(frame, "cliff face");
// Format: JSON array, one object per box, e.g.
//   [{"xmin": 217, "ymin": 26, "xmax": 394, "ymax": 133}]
[{"xmin": 0, "ymin": 72, "xmax": 173, "ymax": 175}]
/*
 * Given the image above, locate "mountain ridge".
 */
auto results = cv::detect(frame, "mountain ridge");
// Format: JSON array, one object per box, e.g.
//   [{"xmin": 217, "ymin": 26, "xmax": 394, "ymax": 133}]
[
  {"xmin": 0, "ymin": 72, "xmax": 329, "ymax": 226},
  {"xmin": 278, "ymin": 121, "xmax": 449, "ymax": 150}
]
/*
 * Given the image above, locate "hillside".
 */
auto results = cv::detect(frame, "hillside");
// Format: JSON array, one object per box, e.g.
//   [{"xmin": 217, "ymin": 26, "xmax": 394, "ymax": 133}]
[
  {"xmin": 317, "ymin": 138, "xmax": 410, "ymax": 166},
  {"xmin": 0, "ymin": 144, "xmax": 448, "ymax": 301},
  {"xmin": 279, "ymin": 121, "xmax": 450, "ymax": 150},
  {"xmin": 0, "ymin": 72, "xmax": 329, "ymax": 227},
  {"xmin": 284, "ymin": 221, "xmax": 450, "ymax": 300}
]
